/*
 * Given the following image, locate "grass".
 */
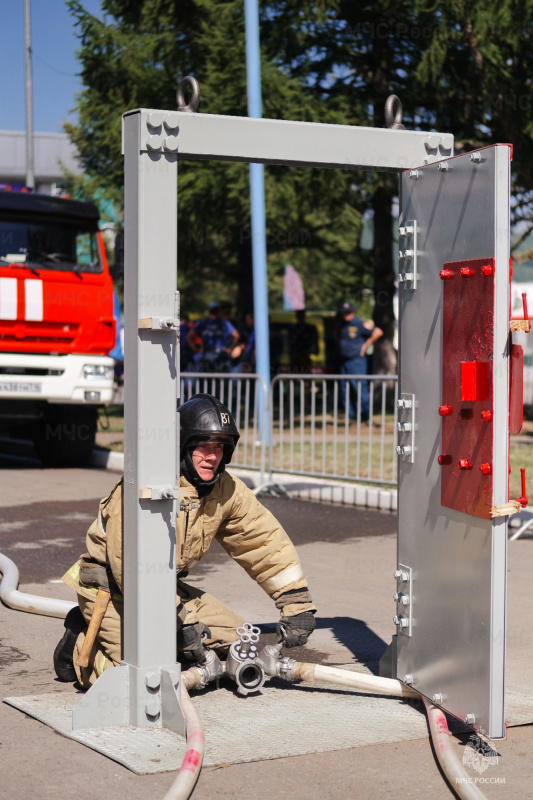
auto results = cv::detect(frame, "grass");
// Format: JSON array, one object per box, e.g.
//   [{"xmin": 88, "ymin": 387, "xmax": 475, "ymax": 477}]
[{"xmin": 97, "ymin": 405, "xmax": 533, "ymax": 497}]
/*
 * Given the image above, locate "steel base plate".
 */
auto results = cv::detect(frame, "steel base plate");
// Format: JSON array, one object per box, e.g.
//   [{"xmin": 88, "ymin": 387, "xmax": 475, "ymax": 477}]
[{"xmin": 5, "ymin": 669, "xmax": 533, "ymax": 775}]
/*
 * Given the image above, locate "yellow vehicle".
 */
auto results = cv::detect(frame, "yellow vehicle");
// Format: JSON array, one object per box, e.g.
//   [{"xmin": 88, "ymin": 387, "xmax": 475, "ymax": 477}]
[{"xmin": 187, "ymin": 308, "xmax": 342, "ymax": 373}]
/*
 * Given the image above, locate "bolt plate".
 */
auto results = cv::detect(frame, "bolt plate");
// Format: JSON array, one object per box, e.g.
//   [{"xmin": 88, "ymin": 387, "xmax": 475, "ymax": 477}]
[
  {"xmin": 397, "ymin": 394, "xmax": 415, "ymax": 463},
  {"xmin": 395, "ymin": 563, "xmax": 413, "ymax": 637}
]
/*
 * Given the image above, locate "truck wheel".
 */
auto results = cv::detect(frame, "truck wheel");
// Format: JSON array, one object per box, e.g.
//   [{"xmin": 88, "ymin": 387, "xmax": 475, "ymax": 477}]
[{"xmin": 32, "ymin": 406, "xmax": 98, "ymax": 467}]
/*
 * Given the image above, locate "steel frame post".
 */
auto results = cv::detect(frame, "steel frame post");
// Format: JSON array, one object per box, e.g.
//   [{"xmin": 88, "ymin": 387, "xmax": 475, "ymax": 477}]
[
  {"xmin": 71, "ymin": 105, "xmax": 454, "ymax": 734},
  {"xmin": 72, "ymin": 109, "xmax": 184, "ymax": 735}
]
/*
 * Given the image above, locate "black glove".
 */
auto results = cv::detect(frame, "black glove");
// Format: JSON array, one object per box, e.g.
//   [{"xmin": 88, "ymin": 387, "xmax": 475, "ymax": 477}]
[
  {"xmin": 276, "ymin": 611, "xmax": 316, "ymax": 648},
  {"xmin": 177, "ymin": 621, "xmax": 211, "ymax": 664}
]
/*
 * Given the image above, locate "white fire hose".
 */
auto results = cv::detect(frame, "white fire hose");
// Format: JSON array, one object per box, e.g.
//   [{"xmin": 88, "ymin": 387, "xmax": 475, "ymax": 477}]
[
  {"xmin": 0, "ymin": 553, "xmax": 76, "ymax": 618},
  {"xmin": 278, "ymin": 659, "xmax": 488, "ymax": 800},
  {"xmin": 0, "ymin": 554, "xmax": 489, "ymax": 800}
]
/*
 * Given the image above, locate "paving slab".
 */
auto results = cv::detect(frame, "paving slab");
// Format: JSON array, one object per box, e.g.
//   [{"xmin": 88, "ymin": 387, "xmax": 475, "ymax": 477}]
[{"xmin": 1, "ymin": 469, "xmax": 533, "ymax": 799}]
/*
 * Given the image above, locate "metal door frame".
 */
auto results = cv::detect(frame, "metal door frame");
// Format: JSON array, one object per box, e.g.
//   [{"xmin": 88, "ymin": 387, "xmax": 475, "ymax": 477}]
[{"xmin": 71, "ymin": 106, "xmax": 454, "ymax": 733}]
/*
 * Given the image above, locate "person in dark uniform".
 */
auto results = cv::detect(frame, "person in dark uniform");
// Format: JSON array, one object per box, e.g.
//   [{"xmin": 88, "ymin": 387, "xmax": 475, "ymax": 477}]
[
  {"xmin": 287, "ymin": 309, "xmax": 319, "ymax": 373},
  {"xmin": 334, "ymin": 302, "xmax": 383, "ymax": 420}
]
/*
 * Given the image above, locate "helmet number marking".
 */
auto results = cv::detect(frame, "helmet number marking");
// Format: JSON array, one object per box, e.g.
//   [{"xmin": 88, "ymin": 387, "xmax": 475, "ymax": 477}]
[{"xmin": 220, "ymin": 412, "xmax": 230, "ymax": 424}]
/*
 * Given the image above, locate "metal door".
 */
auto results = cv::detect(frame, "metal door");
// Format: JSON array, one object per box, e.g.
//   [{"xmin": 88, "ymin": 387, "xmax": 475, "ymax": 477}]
[{"xmin": 395, "ymin": 145, "xmax": 511, "ymax": 739}]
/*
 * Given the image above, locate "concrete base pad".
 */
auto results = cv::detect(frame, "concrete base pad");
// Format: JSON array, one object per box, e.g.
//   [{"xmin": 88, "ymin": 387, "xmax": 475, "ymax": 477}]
[{"xmin": 6, "ymin": 670, "xmax": 533, "ymax": 775}]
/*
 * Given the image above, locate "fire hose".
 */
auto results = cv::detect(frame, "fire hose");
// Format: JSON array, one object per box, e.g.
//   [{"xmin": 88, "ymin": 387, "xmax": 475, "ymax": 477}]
[
  {"xmin": 0, "ymin": 554, "xmax": 488, "ymax": 800},
  {"xmin": 0, "ymin": 553, "xmax": 76, "ymax": 618}
]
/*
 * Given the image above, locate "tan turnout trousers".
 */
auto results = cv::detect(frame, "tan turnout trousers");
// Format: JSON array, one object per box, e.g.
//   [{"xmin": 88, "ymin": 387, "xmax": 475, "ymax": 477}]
[{"xmin": 73, "ymin": 580, "xmax": 245, "ymax": 688}]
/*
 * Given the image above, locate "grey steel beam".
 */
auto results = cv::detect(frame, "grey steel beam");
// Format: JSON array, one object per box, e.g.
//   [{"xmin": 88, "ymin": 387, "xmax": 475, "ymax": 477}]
[
  {"xmin": 73, "ymin": 108, "xmax": 184, "ymax": 735},
  {"xmin": 124, "ymin": 109, "xmax": 453, "ymax": 172}
]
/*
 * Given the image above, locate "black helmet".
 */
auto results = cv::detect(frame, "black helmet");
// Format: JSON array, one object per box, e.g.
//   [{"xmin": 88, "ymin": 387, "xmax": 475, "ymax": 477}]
[{"xmin": 179, "ymin": 393, "xmax": 240, "ymax": 464}]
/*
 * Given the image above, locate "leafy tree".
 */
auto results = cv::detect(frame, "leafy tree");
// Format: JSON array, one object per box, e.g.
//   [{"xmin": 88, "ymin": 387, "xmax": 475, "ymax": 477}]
[
  {"xmin": 66, "ymin": 0, "xmax": 371, "ymax": 323},
  {"xmin": 68, "ymin": 0, "xmax": 533, "ymax": 375},
  {"xmin": 264, "ymin": 0, "xmax": 533, "ymax": 370}
]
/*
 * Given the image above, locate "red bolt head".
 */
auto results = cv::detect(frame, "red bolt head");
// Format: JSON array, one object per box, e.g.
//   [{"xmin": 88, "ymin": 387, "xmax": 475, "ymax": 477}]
[
  {"xmin": 481, "ymin": 264, "xmax": 494, "ymax": 276},
  {"xmin": 460, "ymin": 266, "xmax": 475, "ymax": 277},
  {"xmin": 439, "ymin": 269, "xmax": 454, "ymax": 280},
  {"xmin": 458, "ymin": 459, "xmax": 472, "ymax": 470},
  {"xmin": 439, "ymin": 404, "xmax": 453, "ymax": 416},
  {"xmin": 480, "ymin": 463, "xmax": 492, "ymax": 475},
  {"xmin": 438, "ymin": 454, "xmax": 452, "ymax": 466},
  {"xmin": 481, "ymin": 410, "xmax": 493, "ymax": 422}
]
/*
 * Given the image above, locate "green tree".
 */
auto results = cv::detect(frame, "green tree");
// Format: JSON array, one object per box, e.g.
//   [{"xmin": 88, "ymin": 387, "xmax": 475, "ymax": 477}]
[
  {"xmin": 66, "ymin": 0, "xmax": 371, "ymax": 322},
  {"xmin": 264, "ymin": 0, "xmax": 533, "ymax": 370}
]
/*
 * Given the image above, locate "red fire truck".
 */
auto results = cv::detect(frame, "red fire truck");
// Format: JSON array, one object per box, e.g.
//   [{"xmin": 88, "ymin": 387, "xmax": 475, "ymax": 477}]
[{"xmin": 0, "ymin": 189, "xmax": 116, "ymax": 466}]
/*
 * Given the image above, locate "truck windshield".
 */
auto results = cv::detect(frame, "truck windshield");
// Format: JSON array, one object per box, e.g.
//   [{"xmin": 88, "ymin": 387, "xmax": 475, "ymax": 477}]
[{"xmin": 0, "ymin": 216, "xmax": 102, "ymax": 273}]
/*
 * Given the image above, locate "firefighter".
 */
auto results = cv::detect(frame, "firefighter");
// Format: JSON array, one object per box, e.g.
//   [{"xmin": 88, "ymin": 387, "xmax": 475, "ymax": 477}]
[{"xmin": 54, "ymin": 393, "xmax": 316, "ymax": 687}]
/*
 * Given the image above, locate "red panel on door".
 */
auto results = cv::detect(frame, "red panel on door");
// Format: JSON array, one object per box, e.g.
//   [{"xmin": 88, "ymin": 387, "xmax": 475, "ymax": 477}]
[{"xmin": 440, "ymin": 257, "xmax": 495, "ymax": 519}]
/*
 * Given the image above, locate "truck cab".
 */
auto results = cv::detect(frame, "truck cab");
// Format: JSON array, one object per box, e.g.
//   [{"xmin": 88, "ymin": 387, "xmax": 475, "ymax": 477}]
[{"xmin": 0, "ymin": 190, "xmax": 116, "ymax": 466}]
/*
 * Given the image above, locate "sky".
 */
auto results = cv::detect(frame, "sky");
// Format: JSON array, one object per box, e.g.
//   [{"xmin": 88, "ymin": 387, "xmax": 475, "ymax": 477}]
[{"xmin": 0, "ymin": 0, "xmax": 103, "ymax": 133}]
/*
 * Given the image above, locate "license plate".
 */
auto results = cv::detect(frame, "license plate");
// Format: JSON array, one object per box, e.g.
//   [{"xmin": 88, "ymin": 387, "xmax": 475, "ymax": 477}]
[{"xmin": 0, "ymin": 381, "xmax": 42, "ymax": 394}]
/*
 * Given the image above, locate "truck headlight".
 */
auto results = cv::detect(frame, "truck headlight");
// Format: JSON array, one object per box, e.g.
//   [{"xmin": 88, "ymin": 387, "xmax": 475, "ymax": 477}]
[{"xmin": 83, "ymin": 364, "xmax": 114, "ymax": 381}]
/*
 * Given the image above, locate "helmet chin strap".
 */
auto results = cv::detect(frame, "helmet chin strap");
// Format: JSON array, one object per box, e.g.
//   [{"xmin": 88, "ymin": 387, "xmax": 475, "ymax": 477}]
[{"xmin": 181, "ymin": 450, "xmax": 226, "ymax": 498}]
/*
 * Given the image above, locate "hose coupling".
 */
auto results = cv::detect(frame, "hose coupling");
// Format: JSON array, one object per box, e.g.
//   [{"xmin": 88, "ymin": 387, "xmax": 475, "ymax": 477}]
[
  {"xmin": 257, "ymin": 642, "xmax": 296, "ymax": 681},
  {"xmin": 195, "ymin": 649, "xmax": 224, "ymax": 689}
]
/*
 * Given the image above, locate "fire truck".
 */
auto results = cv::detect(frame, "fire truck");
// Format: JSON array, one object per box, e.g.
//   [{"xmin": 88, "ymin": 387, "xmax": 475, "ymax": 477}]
[{"xmin": 0, "ymin": 189, "xmax": 116, "ymax": 466}]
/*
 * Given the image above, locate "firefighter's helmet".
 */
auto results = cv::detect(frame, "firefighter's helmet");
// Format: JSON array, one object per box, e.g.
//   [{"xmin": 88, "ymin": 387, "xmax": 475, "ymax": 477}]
[{"xmin": 178, "ymin": 393, "xmax": 240, "ymax": 464}]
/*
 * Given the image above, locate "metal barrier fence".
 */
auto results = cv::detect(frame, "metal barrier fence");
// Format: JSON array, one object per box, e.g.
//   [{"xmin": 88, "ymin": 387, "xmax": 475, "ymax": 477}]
[
  {"xmin": 180, "ymin": 373, "xmax": 269, "ymax": 483},
  {"xmin": 270, "ymin": 374, "xmax": 398, "ymax": 486},
  {"xmin": 181, "ymin": 372, "xmax": 398, "ymax": 487}
]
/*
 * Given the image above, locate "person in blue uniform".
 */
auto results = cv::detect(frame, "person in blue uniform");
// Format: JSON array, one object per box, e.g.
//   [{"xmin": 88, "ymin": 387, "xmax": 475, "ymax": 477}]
[
  {"xmin": 186, "ymin": 301, "xmax": 239, "ymax": 373},
  {"xmin": 335, "ymin": 302, "xmax": 383, "ymax": 421}
]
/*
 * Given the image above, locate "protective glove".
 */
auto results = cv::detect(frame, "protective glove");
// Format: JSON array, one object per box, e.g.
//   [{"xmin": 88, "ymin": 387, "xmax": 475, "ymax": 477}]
[
  {"xmin": 276, "ymin": 611, "xmax": 316, "ymax": 648},
  {"xmin": 177, "ymin": 621, "xmax": 211, "ymax": 664}
]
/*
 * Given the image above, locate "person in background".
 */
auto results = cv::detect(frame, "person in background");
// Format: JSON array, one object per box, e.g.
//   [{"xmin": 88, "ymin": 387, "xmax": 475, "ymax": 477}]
[
  {"xmin": 179, "ymin": 312, "xmax": 195, "ymax": 374},
  {"xmin": 241, "ymin": 312, "xmax": 255, "ymax": 372},
  {"xmin": 186, "ymin": 301, "xmax": 239, "ymax": 373},
  {"xmin": 269, "ymin": 323, "xmax": 285, "ymax": 378},
  {"xmin": 221, "ymin": 301, "xmax": 245, "ymax": 375},
  {"xmin": 109, "ymin": 291, "xmax": 124, "ymax": 385},
  {"xmin": 287, "ymin": 309, "xmax": 318, "ymax": 374},
  {"xmin": 334, "ymin": 302, "xmax": 383, "ymax": 421}
]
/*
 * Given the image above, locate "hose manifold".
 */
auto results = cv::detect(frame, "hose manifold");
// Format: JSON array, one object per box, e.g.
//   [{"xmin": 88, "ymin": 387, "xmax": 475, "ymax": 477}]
[{"xmin": 225, "ymin": 623, "xmax": 266, "ymax": 695}]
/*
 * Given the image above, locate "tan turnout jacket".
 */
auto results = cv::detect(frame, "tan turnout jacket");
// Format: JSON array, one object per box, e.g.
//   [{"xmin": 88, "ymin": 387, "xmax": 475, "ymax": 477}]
[{"xmin": 63, "ymin": 471, "xmax": 315, "ymax": 619}]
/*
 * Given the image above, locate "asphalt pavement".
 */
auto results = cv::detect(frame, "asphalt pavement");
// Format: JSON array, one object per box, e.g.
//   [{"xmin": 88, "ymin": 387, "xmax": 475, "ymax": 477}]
[{"xmin": 1, "ymin": 457, "xmax": 533, "ymax": 799}]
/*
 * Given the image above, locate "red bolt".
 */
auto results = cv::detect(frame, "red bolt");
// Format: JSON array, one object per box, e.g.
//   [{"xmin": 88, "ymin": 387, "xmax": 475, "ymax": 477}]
[
  {"xmin": 481, "ymin": 410, "xmax": 493, "ymax": 422},
  {"xmin": 460, "ymin": 266, "xmax": 475, "ymax": 277},
  {"xmin": 480, "ymin": 463, "xmax": 492, "ymax": 475},
  {"xmin": 458, "ymin": 459, "xmax": 472, "ymax": 470},
  {"xmin": 438, "ymin": 454, "xmax": 452, "ymax": 466},
  {"xmin": 481, "ymin": 264, "xmax": 494, "ymax": 276},
  {"xmin": 439, "ymin": 404, "xmax": 453, "ymax": 416},
  {"xmin": 440, "ymin": 269, "xmax": 454, "ymax": 280}
]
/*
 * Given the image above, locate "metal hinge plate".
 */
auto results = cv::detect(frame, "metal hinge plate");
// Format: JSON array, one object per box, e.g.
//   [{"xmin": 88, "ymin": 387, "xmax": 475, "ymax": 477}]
[{"xmin": 398, "ymin": 220, "xmax": 418, "ymax": 289}]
